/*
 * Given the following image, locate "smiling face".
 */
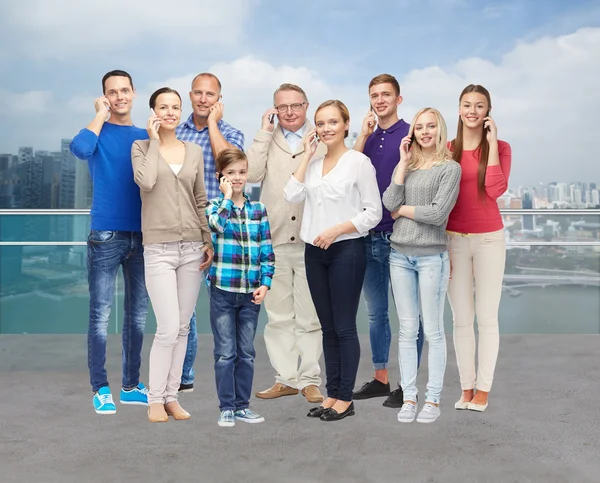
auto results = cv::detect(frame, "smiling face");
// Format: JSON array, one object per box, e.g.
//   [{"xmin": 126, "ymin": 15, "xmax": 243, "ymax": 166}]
[
  {"xmin": 103, "ymin": 75, "xmax": 135, "ymax": 115},
  {"xmin": 459, "ymin": 91, "xmax": 490, "ymax": 130},
  {"xmin": 314, "ymin": 104, "xmax": 349, "ymax": 147},
  {"xmin": 152, "ymin": 92, "xmax": 181, "ymax": 131},
  {"xmin": 413, "ymin": 111, "xmax": 438, "ymax": 151},
  {"xmin": 274, "ymin": 89, "xmax": 308, "ymax": 132},
  {"xmin": 219, "ymin": 159, "xmax": 248, "ymax": 194},
  {"xmin": 369, "ymin": 82, "xmax": 402, "ymax": 120},
  {"xmin": 189, "ymin": 75, "xmax": 221, "ymax": 120}
]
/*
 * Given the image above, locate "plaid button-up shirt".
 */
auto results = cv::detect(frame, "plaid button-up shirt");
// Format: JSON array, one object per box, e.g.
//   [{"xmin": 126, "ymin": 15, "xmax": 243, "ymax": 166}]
[
  {"xmin": 206, "ymin": 194, "xmax": 275, "ymax": 293},
  {"xmin": 176, "ymin": 115, "xmax": 245, "ymax": 200}
]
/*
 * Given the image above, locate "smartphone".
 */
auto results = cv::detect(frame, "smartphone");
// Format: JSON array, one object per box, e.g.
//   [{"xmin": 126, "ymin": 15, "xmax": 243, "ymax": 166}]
[
  {"xmin": 150, "ymin": 108, "xmax": 156, "ymax": 116},
  {"xmin": 407, "ymin": 133, "xmax": 415, "ymax": 149},
  {"xmin": 269, "ymin": 113, "xmax": 275, "ymax": 124},
  {"xmin": 103, "ymin": 101, "xmax": 111, "ymax": 121},
  {"xmin": 311, "ymin": 134, "xmax": 320, "ymax": 146},
  {"xmin": 483, "ymin": 109, "xmax": 491, "ymax": 131}
]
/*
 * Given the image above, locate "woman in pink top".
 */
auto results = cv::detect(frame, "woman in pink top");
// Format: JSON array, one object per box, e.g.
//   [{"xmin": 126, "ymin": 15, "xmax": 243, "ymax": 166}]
[{"xmin": 446, "ymin": 84, "xmax": 512, "ymax": 412}]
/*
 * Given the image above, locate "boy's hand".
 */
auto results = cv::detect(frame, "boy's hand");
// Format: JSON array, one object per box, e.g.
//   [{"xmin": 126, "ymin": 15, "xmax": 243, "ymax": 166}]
[
  {"xmin": 199, "ymin": 246, "xmax": 213, "ymax": 271},
  {"xmin": 252, "ymin": 285, "xmax": 268, "ymax": 305}
]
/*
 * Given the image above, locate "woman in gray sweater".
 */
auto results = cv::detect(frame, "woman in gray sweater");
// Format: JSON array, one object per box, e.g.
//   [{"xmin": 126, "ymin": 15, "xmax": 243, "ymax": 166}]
[{"xmin": 382, "ymin": 107, "xmax": 461, "ymax": 424}]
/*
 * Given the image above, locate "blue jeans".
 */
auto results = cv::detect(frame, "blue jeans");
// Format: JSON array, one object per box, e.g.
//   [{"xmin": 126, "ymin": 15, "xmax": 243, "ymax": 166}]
[
  {"xmin": 389, "ymin": 249, "xmax": 449, "ymax": 405},
  {"xmin": 305, "ymin": 238, "xmax": 365, "ymax": 402},
  {"xmin": 209, "ymin": 285, "xmax": 260, "ymax": 411},
  {"xmin": 363, "ymin": 231, "xmax": 424, "ymax": 370},
  {"xmin": 87, "ymin": 230, "xmax": 148, "ymax": 392},
  {"xmin": 181, "ymin": 283, "xmax": 210, "ymax": 385}
]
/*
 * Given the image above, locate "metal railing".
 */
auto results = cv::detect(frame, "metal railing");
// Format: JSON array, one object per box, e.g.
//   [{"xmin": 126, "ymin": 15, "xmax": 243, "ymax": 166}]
[{"xmin": 1, "ymin": 209, "xmax": 599, "ymax": 247}]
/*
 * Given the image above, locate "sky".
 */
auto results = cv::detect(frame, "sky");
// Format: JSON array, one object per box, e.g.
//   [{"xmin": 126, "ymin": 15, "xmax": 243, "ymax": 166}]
[{"xmin": 0, "ymin": 0, "xmax": 599, "ymax": 187}]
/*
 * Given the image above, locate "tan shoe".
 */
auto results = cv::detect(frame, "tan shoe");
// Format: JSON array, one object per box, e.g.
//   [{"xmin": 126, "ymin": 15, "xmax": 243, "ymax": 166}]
[
  {"xmin": 301, "ymin": 385, "xmax": 324, "ymax": 403},
  {"xmin": 148, "ymin": 402, "xmax": 169, "ymax": 423},
  {"xmin": 255, "ymin": 382, "xmax": 299, "ymax": 399},
  {"xmin": 165, "ymin": 400, "xmax": 191, "ymax": 420}
]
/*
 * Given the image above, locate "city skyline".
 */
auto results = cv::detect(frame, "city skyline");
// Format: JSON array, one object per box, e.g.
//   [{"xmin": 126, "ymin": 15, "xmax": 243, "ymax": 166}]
[
  {"xmin": 1, "ymin": 137, "xmax": 599, "ymax": 211},
  {"xmin": 1, "ymin": 1, "xmax": 599, "ymax": 187}
]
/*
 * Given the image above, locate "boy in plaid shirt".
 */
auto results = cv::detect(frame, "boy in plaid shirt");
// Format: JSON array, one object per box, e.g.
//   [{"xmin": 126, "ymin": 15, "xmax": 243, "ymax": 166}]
[{"xmin": 206, "ymin": 148, "xmax": 275, "ymax": 427}]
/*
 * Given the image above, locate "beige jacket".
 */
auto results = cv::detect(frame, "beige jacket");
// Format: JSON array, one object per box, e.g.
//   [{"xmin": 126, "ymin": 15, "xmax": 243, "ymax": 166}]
[
  {"xmin": 247, "ymin": 124, "xmax": 327, "ymax": 247},
  {"xmin": 131, "ymin": 139, "xmax": 212, "ymax": 247}
]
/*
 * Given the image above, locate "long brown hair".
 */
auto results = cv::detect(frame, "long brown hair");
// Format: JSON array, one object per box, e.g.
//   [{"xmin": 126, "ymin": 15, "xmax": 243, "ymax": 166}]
[{"xmin": 450, "ymin": 84, "xmax": 492, "ymax": 200}]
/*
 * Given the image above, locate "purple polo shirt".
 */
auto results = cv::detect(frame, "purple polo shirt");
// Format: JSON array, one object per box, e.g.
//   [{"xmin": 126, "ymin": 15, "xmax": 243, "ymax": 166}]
[{"xmin": 363, "ymin": 118, "xmax": 410, "ymax": 232}]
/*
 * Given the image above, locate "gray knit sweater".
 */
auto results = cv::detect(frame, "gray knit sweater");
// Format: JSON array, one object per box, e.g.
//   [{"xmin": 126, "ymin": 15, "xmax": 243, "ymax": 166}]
[{"xmin": 382, "ymin": 160, "xmax": 462, "ymax": 256}]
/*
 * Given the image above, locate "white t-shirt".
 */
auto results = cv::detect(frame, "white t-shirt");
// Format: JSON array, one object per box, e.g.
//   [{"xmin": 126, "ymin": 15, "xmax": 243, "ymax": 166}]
[
  {"xmin": 283, "ymin": 149, "xmax": 382, "ymax": 246},
  {"xmin": 169, "ymin": 164, "xmax": 183, "ymax": 175}
]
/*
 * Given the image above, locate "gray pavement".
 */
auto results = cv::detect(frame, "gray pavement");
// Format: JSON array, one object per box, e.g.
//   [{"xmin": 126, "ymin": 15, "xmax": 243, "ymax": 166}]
[{"xmin": 0, "ymin": 334, "xmax": 599, "ymax": 483}]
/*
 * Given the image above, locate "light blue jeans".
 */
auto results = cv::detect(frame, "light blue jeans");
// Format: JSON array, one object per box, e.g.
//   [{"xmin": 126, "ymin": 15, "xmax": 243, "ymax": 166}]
[{"xmin": 389, "ymin": 249, "xmax": 449, "ymax": 405}]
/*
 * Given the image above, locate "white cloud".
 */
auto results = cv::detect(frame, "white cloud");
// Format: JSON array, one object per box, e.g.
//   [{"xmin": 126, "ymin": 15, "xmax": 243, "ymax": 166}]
[
  {"xmin": 0, "ymin": 89, "xmax": 53, "ymax": 112},
  {"xmin": 0, "ymin": 0, "xmax": 257, "ymax": 58},
  {"xmin": 2, "ymin": 27, "xmax": 599, "ymax": 186}
]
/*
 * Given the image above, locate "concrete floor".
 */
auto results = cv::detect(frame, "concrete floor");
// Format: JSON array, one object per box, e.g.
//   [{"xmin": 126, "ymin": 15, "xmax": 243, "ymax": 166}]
[{"xmin": 0, "ymin": 334, "xmax": 599, "ymax": 483}]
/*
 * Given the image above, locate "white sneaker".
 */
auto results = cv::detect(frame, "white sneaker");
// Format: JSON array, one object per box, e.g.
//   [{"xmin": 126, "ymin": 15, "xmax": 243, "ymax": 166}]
[
  {"xmin": 397, "ymin": 402, "xmax": 417, "ymax": 423},
  {"xmin": 417, "ymin": 403, "xmax": 441, "ymax": 423}
]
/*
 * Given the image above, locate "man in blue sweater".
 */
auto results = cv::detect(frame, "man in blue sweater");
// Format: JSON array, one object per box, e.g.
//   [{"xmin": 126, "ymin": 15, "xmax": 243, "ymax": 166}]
[{"xmin": 70, "ymin": 70, "xmax": 150, "ymax": 414}]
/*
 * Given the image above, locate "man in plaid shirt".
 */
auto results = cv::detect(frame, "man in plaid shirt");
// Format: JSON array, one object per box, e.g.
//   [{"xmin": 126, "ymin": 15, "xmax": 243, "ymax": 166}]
[{"xmin": 175, "ymin": 72, "xmax": 245, "ymax": 393}]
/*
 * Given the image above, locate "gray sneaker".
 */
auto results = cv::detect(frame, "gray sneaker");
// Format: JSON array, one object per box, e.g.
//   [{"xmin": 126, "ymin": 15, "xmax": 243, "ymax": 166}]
[
  {"xmin": 397, "ymin": 402, "xmax": 417, "ymax": 423},
  {"xmin": 417, "ymin": 403, "xmax": 441, "ymax": 423}
]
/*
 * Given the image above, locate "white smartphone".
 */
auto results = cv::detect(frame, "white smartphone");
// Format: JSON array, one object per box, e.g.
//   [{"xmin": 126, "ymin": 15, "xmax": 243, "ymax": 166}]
[{"xmin": 150, "ymin": 108, "xmax": 156, "ymax": 116}]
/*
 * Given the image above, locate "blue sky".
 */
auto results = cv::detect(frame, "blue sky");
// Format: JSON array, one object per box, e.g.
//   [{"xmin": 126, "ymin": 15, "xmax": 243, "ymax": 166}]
[{"xmin": 0, "ymin": 0, "xmax": 599, "ymax": 186}]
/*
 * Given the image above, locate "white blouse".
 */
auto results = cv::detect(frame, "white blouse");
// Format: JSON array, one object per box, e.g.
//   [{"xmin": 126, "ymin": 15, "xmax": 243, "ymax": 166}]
[
  {"xmin": 283, "ymin": 149, "xmax": 382, "ymax": 246},
  {"xmin": 169, "ymin": 164, "xmax": 183, "ymax": 175}
]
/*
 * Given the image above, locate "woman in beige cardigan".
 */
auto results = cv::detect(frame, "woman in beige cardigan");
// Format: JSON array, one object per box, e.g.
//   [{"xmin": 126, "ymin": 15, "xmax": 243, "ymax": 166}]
[{"xmin": 131, "ymin": 87, "xmax": 213, "ymax": 423}]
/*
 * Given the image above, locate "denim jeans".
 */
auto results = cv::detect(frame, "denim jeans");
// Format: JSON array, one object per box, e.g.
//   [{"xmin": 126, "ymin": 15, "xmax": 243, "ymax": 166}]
[
  {"xmin": 363, "ymin": 231, "xmax": 424, "ymax": 370},
  {"xmin": 389, "ymin": 249, "xmax": 449, "ymax": 405},
  {"xmin": 87, "ymin": 230, "xmax": 149, "ymax": 392},
  {"xmin": 209, "ymin": 285, "xmax": 260, "ymax": 411},
  {"xmin": 305, "ymin": 238, "xmax": 365, "ymax": 402}
]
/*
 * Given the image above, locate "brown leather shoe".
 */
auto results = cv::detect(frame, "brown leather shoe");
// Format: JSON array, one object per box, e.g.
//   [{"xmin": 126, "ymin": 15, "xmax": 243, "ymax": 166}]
[
  {"xmin": 165, "ymin": 400, "xmax": 191, "ymax": 420},
  {"xmin": 255, "ymin": 382, "xmax": 299, "ymax": 399},
  {"xmin": 301, "ymin": 385, "xmax": 324, "ymax": 403},
  {"xmin": 148, "ymin": 403, "xmax": 169, "ymax": 423}
]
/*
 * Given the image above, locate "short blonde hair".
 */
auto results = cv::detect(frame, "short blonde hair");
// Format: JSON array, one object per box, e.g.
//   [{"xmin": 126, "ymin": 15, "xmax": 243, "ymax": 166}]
[{"xmin": 407, "ymin": 108, "xmax": 452, "ymax": 171}]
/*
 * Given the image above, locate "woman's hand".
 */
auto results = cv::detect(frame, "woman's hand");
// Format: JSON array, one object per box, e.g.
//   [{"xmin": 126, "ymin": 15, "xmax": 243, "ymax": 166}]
[
  {"xmin": 147, "ymin": 114, "xmax": 161, "ymax": 140},
  {"xmin": 303, "ymin": 129, "xmax": 319, "ymax": 158},
  {"xmin": 399, "ymin": 135, "xmax": 413, "ymax": 164},
  {"xmin": 484, "ymin": 115, "xmax": 498, "ymax": 142},
  {"xmin": 313, "ymin": 225, "xmax": 340, "ymax": 250}
]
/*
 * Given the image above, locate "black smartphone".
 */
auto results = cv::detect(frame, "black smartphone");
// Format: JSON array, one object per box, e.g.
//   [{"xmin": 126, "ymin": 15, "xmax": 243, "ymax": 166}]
[
  {"xmin": 484, "ymin": 109, "xmax": 491, "ymax": 130},
  {"xmin": 408, "ymin": 133, "xmax": 415, "ymax": 148},
  {"xmin": 216, "ymin": 171, "xmax": 222, "ymax": 180},
  {"xmin": 269, "ymin": 113, "xmax": 275, "ymax": 124}
]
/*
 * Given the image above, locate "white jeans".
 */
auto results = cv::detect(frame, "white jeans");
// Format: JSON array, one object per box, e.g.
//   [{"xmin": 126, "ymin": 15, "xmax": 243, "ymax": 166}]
[
  {"xmin": 263, "ymin": 243, "xmax": 322, "ymax": 389},
  {"xmin": 144, "ymin": 241, "xmax": 204, "ymax": 404},
  {"xmin": 448, "ymin": 229, "xmax": 506, "ymax": 392}
]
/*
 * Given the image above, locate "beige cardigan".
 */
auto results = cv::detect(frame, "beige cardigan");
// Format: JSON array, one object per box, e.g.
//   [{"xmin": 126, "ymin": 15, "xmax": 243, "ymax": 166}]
[
  {"xmin": 247, "ymin": 124, "xmax": 326, "ymax": 247},
  {"xmin": 131, "ymin": 139, "xmax": 212, "ymax": 247}
]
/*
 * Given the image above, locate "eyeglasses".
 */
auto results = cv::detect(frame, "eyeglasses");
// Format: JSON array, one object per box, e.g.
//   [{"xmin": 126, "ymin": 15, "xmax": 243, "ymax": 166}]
[{"xmin": 275, "ymin": 102, "xmax": 306, "ymax": 113}]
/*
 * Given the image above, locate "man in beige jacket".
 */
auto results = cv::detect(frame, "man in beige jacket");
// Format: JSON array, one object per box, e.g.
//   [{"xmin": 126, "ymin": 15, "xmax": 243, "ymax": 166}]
[{"xmin": 247, "ymin": 83, "xmax": 325, "ymax": 404}]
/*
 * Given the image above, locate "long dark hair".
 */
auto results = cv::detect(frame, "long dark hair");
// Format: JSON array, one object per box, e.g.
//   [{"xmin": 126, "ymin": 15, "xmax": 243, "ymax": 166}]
[{"xmin": 450, "ymin": 84, "xmax": 492, "ymax": 200}]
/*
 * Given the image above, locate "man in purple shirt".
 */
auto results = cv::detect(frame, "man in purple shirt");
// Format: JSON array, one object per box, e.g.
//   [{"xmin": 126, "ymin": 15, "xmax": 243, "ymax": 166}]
[{"xmin": 352, "ymin": 74, "xmax": 424, "ymax": 407}]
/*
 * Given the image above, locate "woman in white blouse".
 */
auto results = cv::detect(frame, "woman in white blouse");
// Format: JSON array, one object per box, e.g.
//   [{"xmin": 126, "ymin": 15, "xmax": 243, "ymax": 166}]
[{"xmin": 284, "ymin": 100, "xmax": 382, "ymax": 422}]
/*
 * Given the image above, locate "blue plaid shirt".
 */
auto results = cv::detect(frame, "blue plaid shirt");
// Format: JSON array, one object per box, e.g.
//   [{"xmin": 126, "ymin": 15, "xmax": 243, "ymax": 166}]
[
  {"xmin": 206, "ymin": 194, "xmax": 275, "ymax": 293},
  {"xmin": 176, "ymin": 115, "xmax": 245, "ymax": 200}
]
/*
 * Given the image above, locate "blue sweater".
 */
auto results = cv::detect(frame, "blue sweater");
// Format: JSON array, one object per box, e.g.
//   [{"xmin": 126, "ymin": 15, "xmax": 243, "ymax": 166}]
[{"xmin": 70, "ymin": 123, "xmax": 148, "ymax": 231}]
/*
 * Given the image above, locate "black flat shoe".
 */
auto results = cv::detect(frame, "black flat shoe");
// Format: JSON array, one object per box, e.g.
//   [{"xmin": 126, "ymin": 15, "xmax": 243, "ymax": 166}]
[
  {"xmin": 307, "ymin": 406, "xmax": 331, "ymax": 418},
  {"xmin": 320, "ymin": 402, "xmax": 355, "ymax": 421}
]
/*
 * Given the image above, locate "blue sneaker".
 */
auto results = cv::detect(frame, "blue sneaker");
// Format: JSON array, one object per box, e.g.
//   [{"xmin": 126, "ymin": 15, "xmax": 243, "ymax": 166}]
[
  {"xmin": 234, "ymin": 408, "xmax": 265, "ymax": 424},
  {"xmin": 218, "ymin": 410, "xmax": 235, "ymax": 427},
  {"xmin": 119, "ymin": 383, "xmax": 149, "ymax": 406},
  {"xmin": 93, "ymin": 387, "xmax": 116, "ymax": 415}
]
